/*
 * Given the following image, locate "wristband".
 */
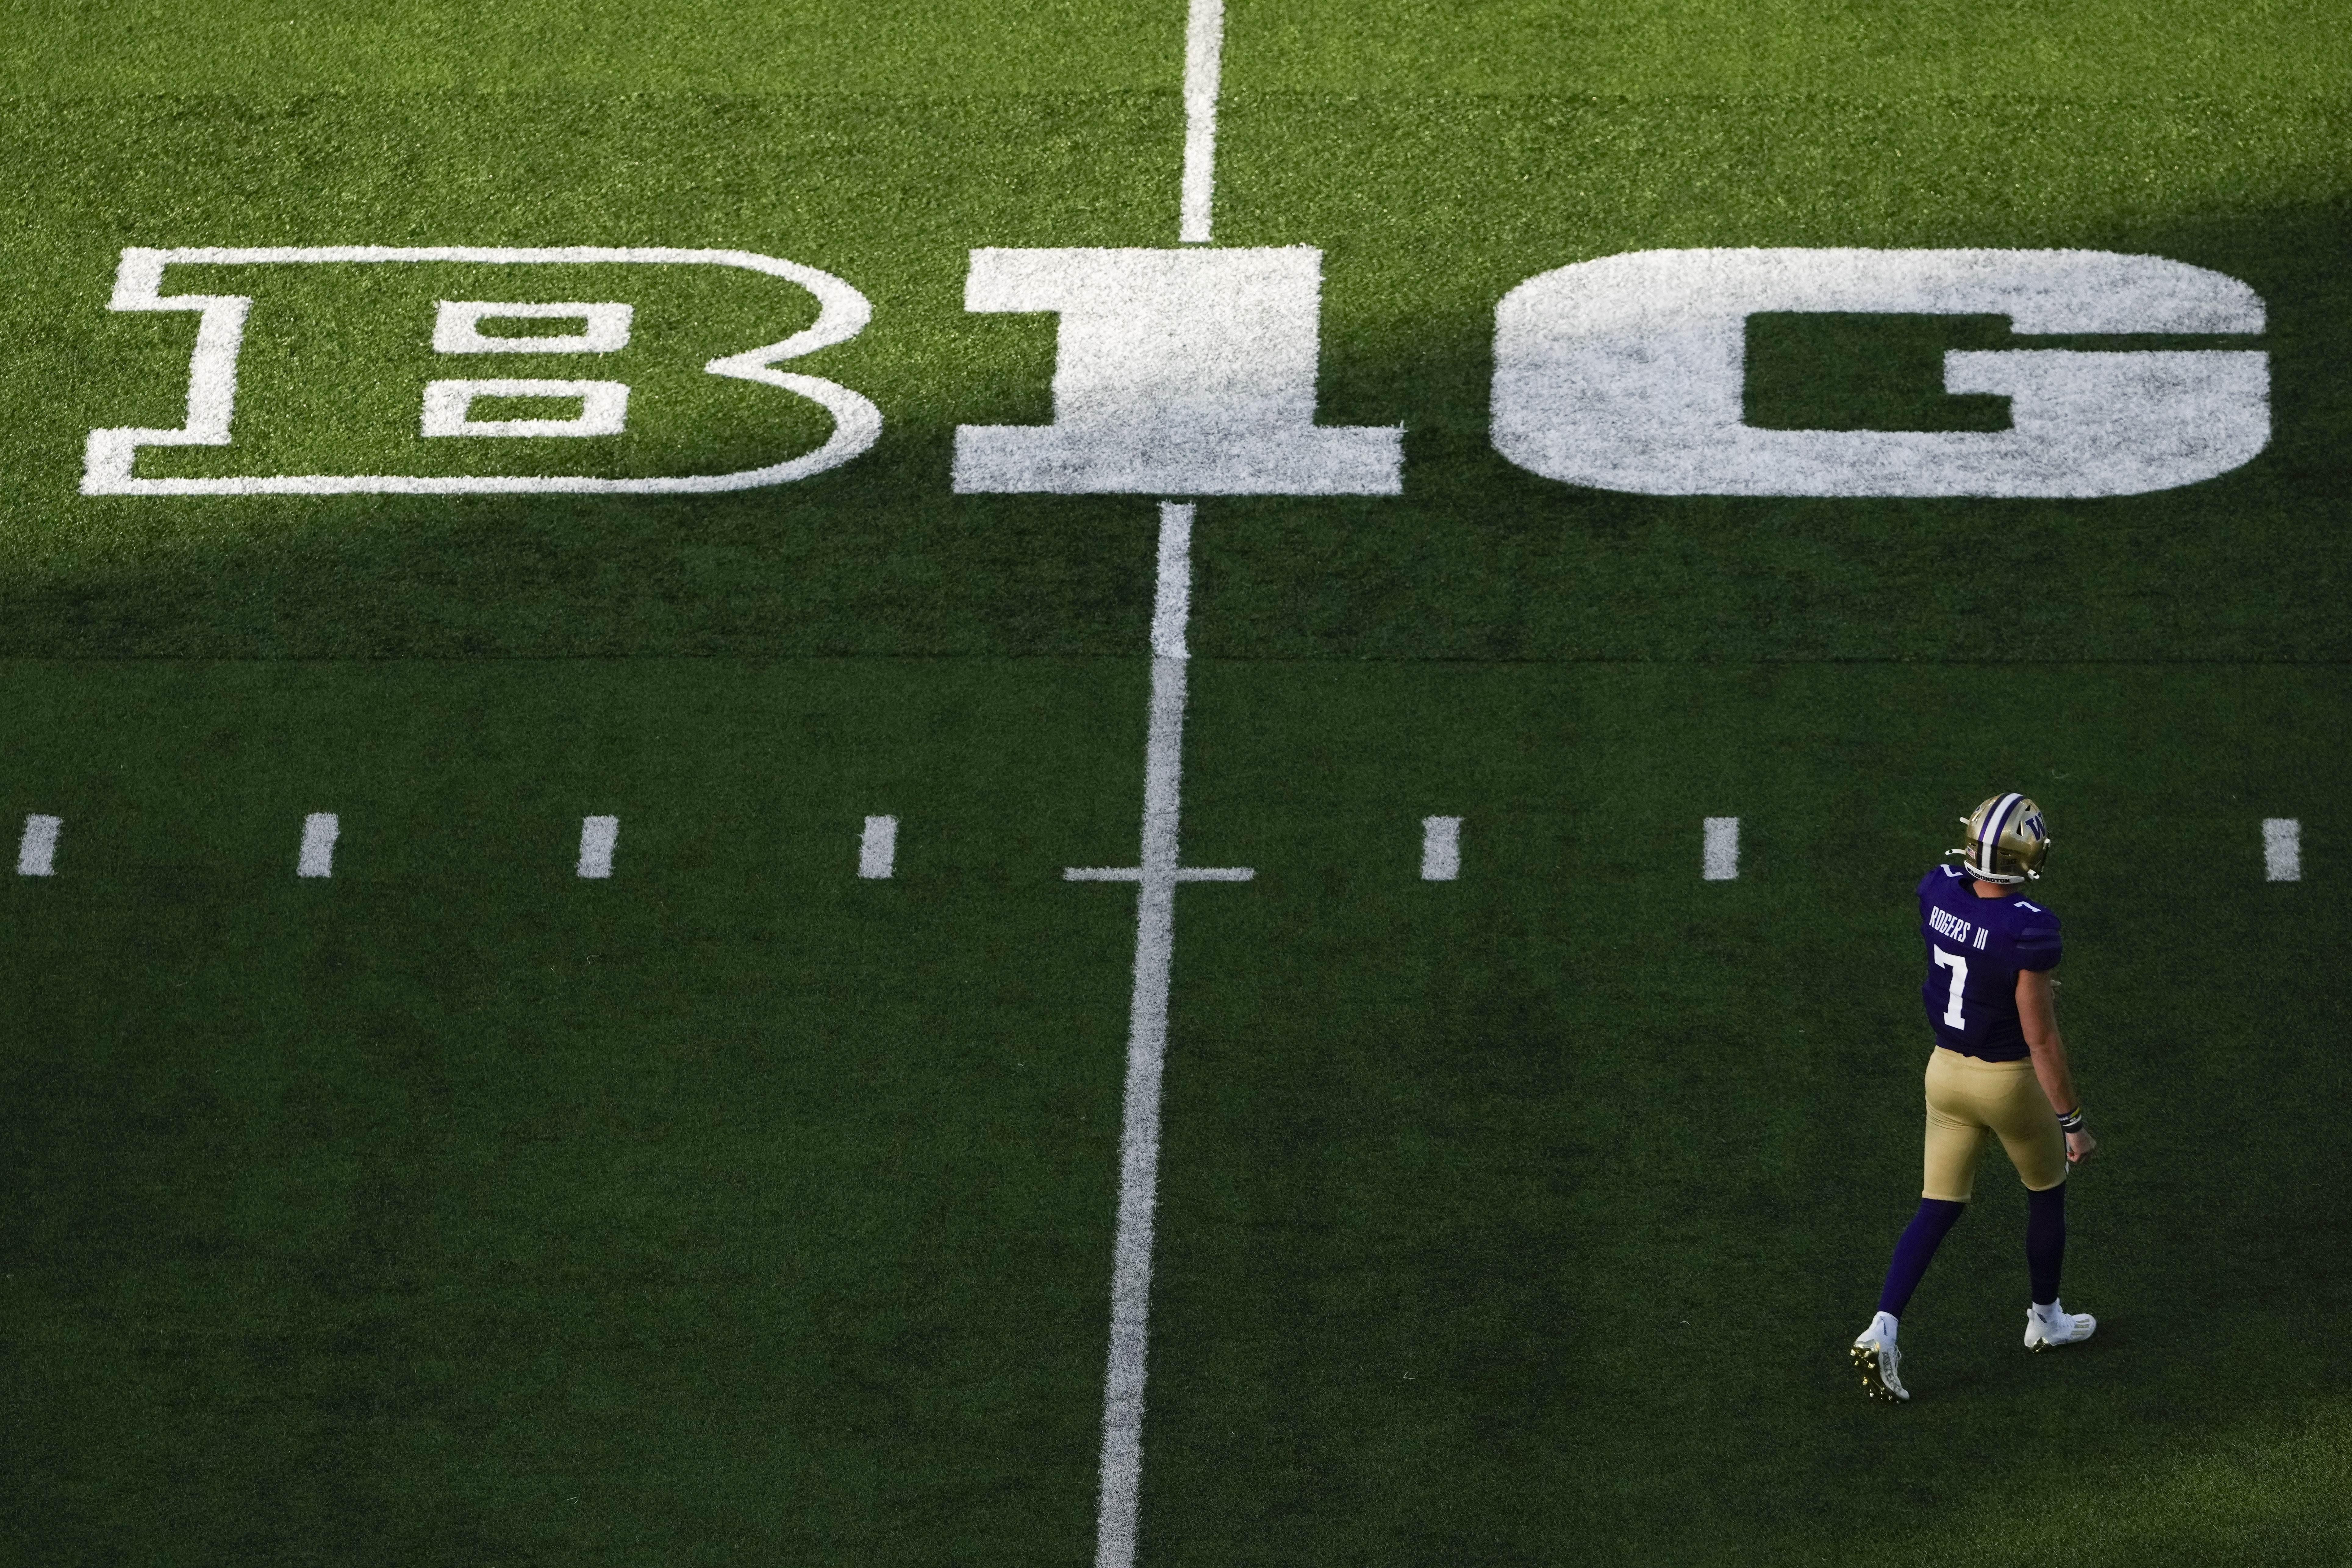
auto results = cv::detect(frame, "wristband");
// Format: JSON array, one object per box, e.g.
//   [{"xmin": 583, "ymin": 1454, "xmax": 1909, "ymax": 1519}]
[{"xmin": 2057, "ymin": 1107, "xmax": 2085, "ymax": 1134}]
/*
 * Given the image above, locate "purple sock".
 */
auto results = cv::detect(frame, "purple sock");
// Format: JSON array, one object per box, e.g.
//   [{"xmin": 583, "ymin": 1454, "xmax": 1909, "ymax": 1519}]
[
  {"xmin": 2027, "ymin": 1182, "xmax": 2067, "ymax": 1305},
  {"xmin": 1877, "ymin": 1198, "xmax": 1967, "ymax": 1318}
]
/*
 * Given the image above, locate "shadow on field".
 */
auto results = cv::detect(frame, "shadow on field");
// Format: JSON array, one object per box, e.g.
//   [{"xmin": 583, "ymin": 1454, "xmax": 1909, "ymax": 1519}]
[
  {"xmin": 3, "ymin": 193, "xmax": 2347, "ymax": 666},
  {"xmin": 1, "ymin": 81, "xmax": 2348, "ymax": 1568}
]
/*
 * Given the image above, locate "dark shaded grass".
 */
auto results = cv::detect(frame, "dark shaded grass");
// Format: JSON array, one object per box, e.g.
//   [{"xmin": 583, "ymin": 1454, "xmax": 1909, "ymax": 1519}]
[
  {"xmin": 1149, "ymin": 660, "xmax": 2352, "ymax": 1566},
  {"xmin": 9, "ymin": 659, "xmax": 2337, "ymax": 1566},
  {"xmin": 0, "ymin": 69, "xmax": 2347, "ymax": 1568},
  {"xmin": 0, "ymin": 659, "xmax": 1150, "ymax": 1568}
]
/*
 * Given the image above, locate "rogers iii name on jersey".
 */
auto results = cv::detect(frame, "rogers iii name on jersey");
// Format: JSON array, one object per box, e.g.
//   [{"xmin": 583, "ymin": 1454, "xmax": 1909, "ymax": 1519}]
[{"xmin": 1917, "ymin": 865, "xmax": 2061, "ymax": 1059}]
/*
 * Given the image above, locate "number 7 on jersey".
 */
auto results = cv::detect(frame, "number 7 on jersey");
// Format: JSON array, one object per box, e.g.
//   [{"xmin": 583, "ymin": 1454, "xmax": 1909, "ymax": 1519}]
[{"xmin": 1932, "ymin": 948, "xmax": 1968, "ymax": 1029}]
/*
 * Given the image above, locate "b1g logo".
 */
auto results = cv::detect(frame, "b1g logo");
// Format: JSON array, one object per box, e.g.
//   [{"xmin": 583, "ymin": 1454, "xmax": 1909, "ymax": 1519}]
[
  {"xmin": 82, "ymin": 246, "xmax": 880, "ymax": 496},
  {"xmin": 85, "ymin": 243, "xmax": 2268, "ymax": 500}
]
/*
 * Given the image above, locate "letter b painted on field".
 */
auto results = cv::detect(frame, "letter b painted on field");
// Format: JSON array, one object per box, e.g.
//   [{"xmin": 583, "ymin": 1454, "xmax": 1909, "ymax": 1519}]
[
  {"xmin": 952, "ymin": 247, "xmax": 1402, "ymax": 496},
  {"xmin": 1491, "ymin": 248, "xmax": 2269, "ymax": 498}
]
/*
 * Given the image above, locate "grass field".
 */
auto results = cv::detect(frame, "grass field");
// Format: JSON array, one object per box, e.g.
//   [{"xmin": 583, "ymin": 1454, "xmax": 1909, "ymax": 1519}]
[{"xmin": 3, "ymin": 3, "xmax": 2349, "ymax": 1565}]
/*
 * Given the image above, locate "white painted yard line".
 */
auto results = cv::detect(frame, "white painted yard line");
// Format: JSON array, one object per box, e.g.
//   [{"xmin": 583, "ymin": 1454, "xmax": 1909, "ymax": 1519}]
[
  {"xmin": 297, "ymin": 812, "xmax": 339, "ymax": 878},
  {"xmin": 1703, "ymin": 816, "xmax": 1740, "ymax": 881},
  {"xmin": 1086, "ymin": 9, "xmax": 1235, "ymax": 1552},
  {"xmin": 2263, "ymin": 818, "xmax": 2300, "ymax": 882},
  {"xmin": 1072, "ymin": 502, "xmax": 1251, "ymax": 1568},
  {"xmin": 1095, "ymin": 665, "xmax": 1182, "ymax": 1568},
  {"xmin": 17, "ymin": 814, "xmax": 61, "ymax": 877},
  {"xmin": 577, "ymin": 815, "xmax": 619, "ymax": 879},
  {"xmin": 1420, "ymin": 815, "xmax": 1462, "ymax": 881},
  {"xmin": 1096, "ymin": 506, "xmax": 1189, "ymax": 1568},
  {"xmin": 859, "ymin": 814, "xmax": 898, "ymax": 879},
  {"xmin": 1178, "ymin": 0, "xmax": 1226, "ymax": 242},
  {"xmin": 1151, "ymin": 500, "xmax": 1194, "ymax": 657}
]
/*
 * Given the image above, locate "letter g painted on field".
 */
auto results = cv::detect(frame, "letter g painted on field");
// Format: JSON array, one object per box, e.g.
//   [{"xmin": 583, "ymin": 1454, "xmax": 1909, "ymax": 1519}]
[{"xmin": 1491, "ymin": 248, "xmax": 2268, "ymax": 497}]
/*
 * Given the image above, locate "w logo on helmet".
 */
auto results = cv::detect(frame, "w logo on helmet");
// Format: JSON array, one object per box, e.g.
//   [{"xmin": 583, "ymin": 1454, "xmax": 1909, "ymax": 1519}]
[{"xmin": 1951, "ymin": 793, "xmax": 2053, "ymax": 884}]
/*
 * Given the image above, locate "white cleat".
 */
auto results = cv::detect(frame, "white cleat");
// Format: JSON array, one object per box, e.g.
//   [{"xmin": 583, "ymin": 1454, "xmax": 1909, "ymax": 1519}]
[
  {"xmin": 1851, "ymin": 1318, "xmax": 1909, "ymax": 1403},
  {"xmin": 2024, "ymin": 1301, "xmax": 2097, "ymax": 1351}
]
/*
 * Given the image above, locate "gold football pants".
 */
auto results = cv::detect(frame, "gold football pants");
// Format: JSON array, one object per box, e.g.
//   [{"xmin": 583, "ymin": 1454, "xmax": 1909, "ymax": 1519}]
[{"xmin": 1922, "ymin": 1046, "xmax": 2068, "ymax": 1201}]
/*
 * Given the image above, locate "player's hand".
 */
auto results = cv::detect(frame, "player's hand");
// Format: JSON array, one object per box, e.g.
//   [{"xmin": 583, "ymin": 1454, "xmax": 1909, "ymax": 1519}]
[{"xmin": 2066, "ymin": 1127, "xmax": 2098, "ymax": 1165}]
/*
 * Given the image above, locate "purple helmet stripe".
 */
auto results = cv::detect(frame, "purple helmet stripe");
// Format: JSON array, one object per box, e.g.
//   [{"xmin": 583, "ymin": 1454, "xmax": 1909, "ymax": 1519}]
[{"xmin": 1980, "ymin": 792, "xmax": 2024, "ymax": 878}]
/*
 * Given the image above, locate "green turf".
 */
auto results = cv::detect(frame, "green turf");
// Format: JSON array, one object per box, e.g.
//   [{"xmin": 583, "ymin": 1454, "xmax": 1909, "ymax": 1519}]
[
  {"xmin": 0, "ymin": 84, "xmax": 2345, "ymax": 658},
  {"xmin": 5, "ymin": 660, "xmax": 2346, "ymax": 1564},
  {"xmin": 2, "ymin": 0, "xmax": 2348, "ymax": 1563},
  {"xmin": 1, "ymin": 659, "xmax": 1146, "ymax": 1565},
  {"xmin": 1157, "ymin": 659, "xmax": 2351, "ymax": 1564}
]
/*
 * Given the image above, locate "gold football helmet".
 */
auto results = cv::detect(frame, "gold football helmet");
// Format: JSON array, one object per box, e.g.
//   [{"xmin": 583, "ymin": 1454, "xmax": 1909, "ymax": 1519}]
[{"xmin": 1951, "ymin": 793, "xmax": 2051, "ymax": 883}]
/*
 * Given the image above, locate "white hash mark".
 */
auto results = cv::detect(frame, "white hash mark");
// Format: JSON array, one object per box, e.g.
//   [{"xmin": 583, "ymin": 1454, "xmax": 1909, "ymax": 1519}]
[
  {"xmin": 859, "ymin": 815, "xmax": 898, "ymax": 880},
  {"xmin": 2263, "ymin": 818, "xmax": 2300, "ymax": 882},
  {"xmin": 17, "ymin": 814, "xmax": 61, "ymax": 877},
  {"xmin": 297, "ymin": 813, "xmax": 339, "ymax": 879},
  {"xmin": 1421, "ymin": 815, "xmax": 1462, "ymax": 881},
  {"xmin": 577, "ymin": 816, "xmax": 619, "ymax": 879},
  {"xmin": 1703, "ymin": 816, "xmax": 1740, "ymax": 881}
]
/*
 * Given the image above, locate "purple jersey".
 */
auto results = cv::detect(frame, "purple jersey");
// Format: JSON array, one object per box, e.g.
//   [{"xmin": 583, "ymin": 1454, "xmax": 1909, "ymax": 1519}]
[{"xmin": 1917, "ymin": 864, "xmax": 2062, "ymax": 1061}]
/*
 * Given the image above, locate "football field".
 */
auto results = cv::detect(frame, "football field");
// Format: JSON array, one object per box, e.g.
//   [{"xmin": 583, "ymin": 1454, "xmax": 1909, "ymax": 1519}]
[{"xmin": 3, "ymin": 3, "xmax": 2349, "ymax": 1565}]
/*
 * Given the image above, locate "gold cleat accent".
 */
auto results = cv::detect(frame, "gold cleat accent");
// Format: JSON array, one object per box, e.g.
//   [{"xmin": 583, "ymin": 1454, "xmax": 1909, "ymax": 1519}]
[{"xmin": 1852, "ymin": 1342, "xmax": 1909, "ymax": 1402}]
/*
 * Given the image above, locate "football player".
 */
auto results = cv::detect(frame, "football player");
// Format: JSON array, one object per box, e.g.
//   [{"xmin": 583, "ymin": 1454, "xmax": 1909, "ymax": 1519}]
[{"xmin": 1851, "ymin": 794, "xmax": 2100, "ymax": 1402}]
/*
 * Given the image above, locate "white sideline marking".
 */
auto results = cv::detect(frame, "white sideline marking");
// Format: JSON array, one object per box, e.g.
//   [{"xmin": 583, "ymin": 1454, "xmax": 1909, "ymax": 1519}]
[
  {"xmin": 859, "ymin": 815, "xmax": 898, "ymax": 879},
  {"xmin": 83, "ymin": 247, "xmax": 880, "ymax": 496},
  {"xmin": 1703, "ymin": 816, "xmax": 1740, "ymax": 881},
  {"xmin": 1072, "ymin": 502, "xmax": 1252, "ymax": 1568},
  {"xmin": 297, "ymin": 812, "xmax": 339, "ymax": 878},
  {"xmin": 1178, "ymin": 0, "xmax": 1225, "ymax": 243},
  {"xmin": 2263, "ymin": 818, "xmax": 2300, "ymax": 882},
  {"xmin": 17, "ymin": 815, "xmax": 61, "ymax": 877},
  {"xmin": 577, "ymin": 815, "xmax": 619, "ymax": 879},
  {"xmin": 1421, "ymin": 815, "xmax": 1462, "ymax": 881}
]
